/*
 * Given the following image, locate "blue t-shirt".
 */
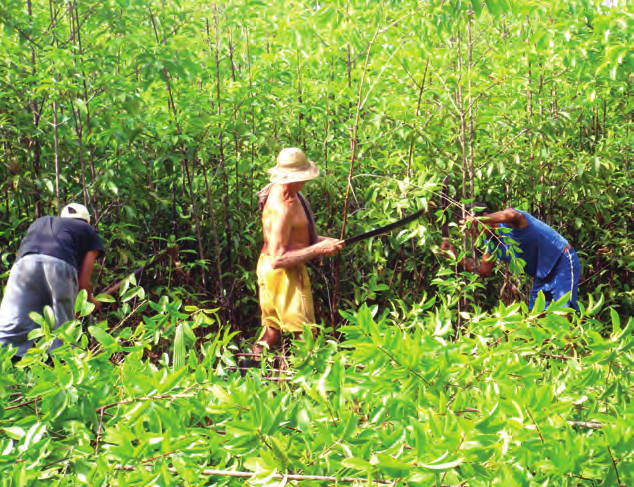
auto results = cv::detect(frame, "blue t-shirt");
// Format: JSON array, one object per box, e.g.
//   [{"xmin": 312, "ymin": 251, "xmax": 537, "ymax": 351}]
[
  {"xmin": 487, "ymin": 210, "xmax": 568, "ymax": 279},
  {"xmin": 17, "ymin": 216, "xmax": 105, "ymax": 271}
]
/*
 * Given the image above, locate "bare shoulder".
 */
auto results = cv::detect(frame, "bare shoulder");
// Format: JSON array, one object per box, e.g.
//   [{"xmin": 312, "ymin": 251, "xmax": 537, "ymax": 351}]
[
  {"xmin": 263, "ymin": 185, "xmax": 290, "ymax": 222},
  {"xmin": 270, "ymin": 185, "xmax": 302, "ymax": 209},
  {"xmin": 266, "ymin": 184, "xmax": 284, "ymax": 203}
]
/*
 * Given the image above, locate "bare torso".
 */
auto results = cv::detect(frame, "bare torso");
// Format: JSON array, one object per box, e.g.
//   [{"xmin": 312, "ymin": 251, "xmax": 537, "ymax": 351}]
[{"xmin": 261, "ymin": 183, "xmax": 310, "ymax": 258}]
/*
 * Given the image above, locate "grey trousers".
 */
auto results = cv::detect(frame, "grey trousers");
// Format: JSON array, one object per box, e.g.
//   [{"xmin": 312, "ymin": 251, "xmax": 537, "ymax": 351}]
[{"xmin": 0, "ymin": 254, "xmax": 78, "ymax": 357}]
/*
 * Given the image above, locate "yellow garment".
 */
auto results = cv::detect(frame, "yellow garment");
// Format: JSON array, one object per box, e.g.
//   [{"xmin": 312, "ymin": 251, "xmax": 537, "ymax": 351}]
[{"xmin": 257, "ymin": 255, "xmax": 315, "ymax": 333}]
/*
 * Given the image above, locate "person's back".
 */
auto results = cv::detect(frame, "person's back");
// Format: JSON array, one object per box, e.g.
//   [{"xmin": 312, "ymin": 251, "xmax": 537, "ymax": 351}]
[
  {"xmin": 491, "ymin": 210, "xmax": 569, "ymax": 278},
  {"xmin": 17, "ymin": 216, "xmax": 101, "ymax": 271},
  {"xmin": 442, "ymin": 204, "xmax": 581, "ymax": 311},
  {"xmin": 0, "ymin": 205, "xmax": 104, "ymax": 359}
]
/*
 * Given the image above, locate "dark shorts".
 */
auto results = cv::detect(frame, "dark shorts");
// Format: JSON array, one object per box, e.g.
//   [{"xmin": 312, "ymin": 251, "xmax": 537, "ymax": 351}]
[
  {"xmin": 529, "ymin": 248, "xmax": 581, "ymax": 312},
  {"xmin": 0, "ymin": 254, "xmax": 78, "ymax": 357}
]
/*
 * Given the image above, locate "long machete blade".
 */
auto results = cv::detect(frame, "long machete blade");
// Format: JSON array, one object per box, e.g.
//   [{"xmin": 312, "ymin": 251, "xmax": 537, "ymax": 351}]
[{"xmin": 342, "ymin": 207, "xmax": 427, "ymax": 247}]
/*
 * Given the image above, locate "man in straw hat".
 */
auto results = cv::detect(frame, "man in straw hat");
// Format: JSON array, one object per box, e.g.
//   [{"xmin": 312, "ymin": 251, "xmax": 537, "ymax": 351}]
[
  {"xmin": 0, "ymin": 204, "xmax": 105, "ymax": 361},
  {"xmin": 253, "ymin": 148, "xmax": 342, "ymax": 356}
]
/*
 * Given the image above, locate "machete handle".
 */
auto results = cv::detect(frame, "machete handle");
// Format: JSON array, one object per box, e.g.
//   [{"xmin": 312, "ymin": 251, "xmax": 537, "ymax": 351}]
[{"xmin": 100, "ymin": 245, "xmax": 180, "ymax": 297}]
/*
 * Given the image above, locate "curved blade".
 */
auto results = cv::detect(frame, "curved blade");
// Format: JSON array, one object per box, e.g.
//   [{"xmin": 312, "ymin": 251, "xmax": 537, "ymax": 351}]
[{"xmin": 343, "ymin": 207, "xmax": 427, "ymax": 247}]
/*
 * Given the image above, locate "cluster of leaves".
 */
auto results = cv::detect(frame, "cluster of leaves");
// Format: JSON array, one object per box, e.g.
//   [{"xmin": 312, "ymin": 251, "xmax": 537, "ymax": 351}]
[
  {"xmin": 0, "ymin": 0, "xmax": 632, "ymax": 325},
  {"xmin": 0, "ymin": 290, "xmax": 631, "ymax": 485}
]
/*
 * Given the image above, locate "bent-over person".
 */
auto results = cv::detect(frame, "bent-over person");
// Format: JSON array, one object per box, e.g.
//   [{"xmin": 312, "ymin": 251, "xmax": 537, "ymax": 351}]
[
  {"xmin": 441, "ymin": 204, "xmax": 581, "ymax": 312},
  {"xmin": 254, "ymin": 148, "xmax": 342, "ymax": 356},
  {"xmin": 0, "ymin": 204, "xmax": 105, "ymax": 360}
]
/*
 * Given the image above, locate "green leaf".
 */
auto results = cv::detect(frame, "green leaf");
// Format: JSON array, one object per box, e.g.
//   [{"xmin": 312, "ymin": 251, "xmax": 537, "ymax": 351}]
[
  {"xmin": 420, "ymin": 457, "xmax": 463, "ymax": 470},
  {"xmin": 2, "ymin": 427, "xmax": 26, "ymax": 440},
  {"xmin": 72, "ymin": 98, "xmax": 87, "ymax": 115},
  {"xmin": 342, "ymin": 457, "xmax": 374, "ymax": 470},
  {"xmin": 75, "ymin": 289, "xmax": 88, "ymax": 315},
  {"xmin": 121, "ymin": 286, "xmax": 144, "ymax": 302},
  {"xmin": 95, "ymin": 293, "xmax": 116, "ymax": 303},
  {"xmin": 532, "ymin": 291, "xmax": 546, "ymax": 314},
  {"xmin": 88, "ymin": 326, "xmax": 117, "ymax": 349},
  {"xmin": 75, "ymin": 289, "xmax": 95, "ymax": 317},
  {"xmin": 471, "ymin": 0, "xmax": 482, "ymax": 16},
  {"xmin": 28, "ymin": 310, "xmax": 52, "ymax": 340},
  {"xmin": 173, "ymin": 323, "xmax": 187, "ymax": 370},
  {"xmin": 21, "ymin": 423, "xmax": 46, "ymax": 451},
  {"xmin": 475, "ymin": 403, "xmax": 504, "ymax": 433},
  {"xmin": 376, "ymin": 454, "xmax": 412, "ymax": 476},
  {"xmin": 486, "ymin": 0, "xmax": 503, "ymax": 18},
  {"xmin": 434, "ymin": 317, "xmax": 452, "ymax": 337}
]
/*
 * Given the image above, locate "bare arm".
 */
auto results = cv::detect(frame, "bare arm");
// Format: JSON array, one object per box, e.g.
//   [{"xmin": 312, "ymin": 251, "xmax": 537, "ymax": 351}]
[
  {"xmin": 479, "ymin": 209, "xmax": 528, "ymax": 229},
  {"xmin": 440, "ymin": 209, "xmax": 523, "ymax": 276},
  {"xmin": 265, "ymin": 203, "xmax": 341, "ymax": 270},
  {"xmin": 271, "ymin": 241, "xmax": 341, "ymax": 269},
  {"xmin": 78, "ymin": 249, "xmax": 101, "ymax": 309}
]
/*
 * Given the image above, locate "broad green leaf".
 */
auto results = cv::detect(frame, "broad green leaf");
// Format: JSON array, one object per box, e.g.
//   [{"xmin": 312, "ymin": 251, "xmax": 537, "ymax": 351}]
[
  {"xmin": 95, "ymin": 293, "xmax": 116, "ymax": 303},
  {"xmin": 88, "ymin": 326, "xmax": 117, "ymax": 348},
  {"xmin": 420, "ymin": 457, "xmax": 463, "ymax": 470}
]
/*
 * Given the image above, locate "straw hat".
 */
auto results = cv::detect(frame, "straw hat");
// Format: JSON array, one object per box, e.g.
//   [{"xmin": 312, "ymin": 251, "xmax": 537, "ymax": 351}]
[{"xmin": 268, "ymin": 148, "xmax": 320, "ymax": 184}]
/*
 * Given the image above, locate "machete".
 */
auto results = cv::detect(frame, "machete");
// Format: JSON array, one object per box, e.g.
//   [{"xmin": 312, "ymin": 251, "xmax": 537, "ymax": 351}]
[
  {"xmin": 100, "ymin": 245, "xmax": 180, "ymax": 297},
  {"xmin": 342, "ymin": 206, "xmax": 427, "ymax": 247},
  {"xmin": 441, "ymin": 175, "xmax": 451, "ymax": 244}
]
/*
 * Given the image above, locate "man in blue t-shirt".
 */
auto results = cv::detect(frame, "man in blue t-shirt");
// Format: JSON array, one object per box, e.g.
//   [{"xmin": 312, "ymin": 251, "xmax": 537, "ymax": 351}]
[
  {"xmin": 441, "ymin": 204, "xmax": 581, "ymax": 312},
  {"xmin": 0, "ymin": 204, "xmax": 105, "ymax": 359}
]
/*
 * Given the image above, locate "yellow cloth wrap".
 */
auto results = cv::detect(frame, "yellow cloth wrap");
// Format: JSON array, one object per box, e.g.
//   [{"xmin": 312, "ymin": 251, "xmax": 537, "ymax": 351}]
[{"xmin": 257, "ymin": 255, "xmax": 315, "ymax": 333}]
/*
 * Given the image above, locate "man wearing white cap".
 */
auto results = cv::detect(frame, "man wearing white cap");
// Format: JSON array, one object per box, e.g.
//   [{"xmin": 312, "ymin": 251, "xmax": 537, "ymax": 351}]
[
  {"xmin": 254, "ymin": 148, "xmax": 342, "ymax": 354},
  {"xmin": 0, "ymin": 204, "xmax": 105, "ymax": 360}
]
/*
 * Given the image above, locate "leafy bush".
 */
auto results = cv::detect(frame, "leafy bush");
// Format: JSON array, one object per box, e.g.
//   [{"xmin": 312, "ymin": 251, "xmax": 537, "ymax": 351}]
[{"xmin": 1, "ymin": 293, "xmax": 630, "ymax": 485}]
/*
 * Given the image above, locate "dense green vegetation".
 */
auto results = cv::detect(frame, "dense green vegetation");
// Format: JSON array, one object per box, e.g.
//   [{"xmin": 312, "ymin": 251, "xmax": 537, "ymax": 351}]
[
  {"xmin": 0, "ymin": 0, "xmax": 632, "ymax": 484},
  {"xmin": 2, "ymin": 298, "xmax": 632, "ymax": 485}
]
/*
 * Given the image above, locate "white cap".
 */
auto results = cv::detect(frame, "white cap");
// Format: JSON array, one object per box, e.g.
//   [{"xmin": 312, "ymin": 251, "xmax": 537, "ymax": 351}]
[{"xmin": 61, "ymin": 203, "xmax": 91, "ymax": 224}]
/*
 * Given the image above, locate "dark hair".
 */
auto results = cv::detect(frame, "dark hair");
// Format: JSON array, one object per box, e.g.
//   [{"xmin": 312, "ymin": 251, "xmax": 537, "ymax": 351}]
[{"xmin": 466, "ymin": 201, "xmax": 490, "ymax": 216}]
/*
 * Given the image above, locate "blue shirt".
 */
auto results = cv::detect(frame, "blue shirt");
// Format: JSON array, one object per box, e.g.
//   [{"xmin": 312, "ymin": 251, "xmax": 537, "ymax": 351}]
[{"xmin": 487, "ymin": 210, "xmax": 568, "ymax": 279}]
